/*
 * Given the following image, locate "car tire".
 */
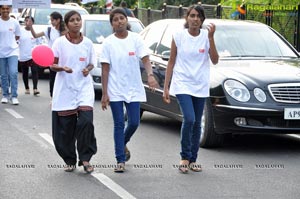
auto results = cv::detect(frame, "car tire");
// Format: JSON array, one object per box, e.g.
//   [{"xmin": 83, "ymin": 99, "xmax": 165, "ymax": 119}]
[{"xmin": 200, "ymin": 100, "xmax": 225, "ymax": 148}]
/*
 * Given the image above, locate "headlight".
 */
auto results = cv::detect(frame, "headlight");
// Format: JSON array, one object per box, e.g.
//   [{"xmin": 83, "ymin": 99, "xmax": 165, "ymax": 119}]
[
  {"xmin": 254, "ymin": 88, "xmax": 266, "ymax": 102},
  {"xmin": 224, "ymin": 80, "xmax": 250, "ymax": 102}
]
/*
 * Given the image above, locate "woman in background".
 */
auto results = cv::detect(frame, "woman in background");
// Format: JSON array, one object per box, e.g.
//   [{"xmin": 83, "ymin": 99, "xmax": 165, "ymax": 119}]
[
  {"xmin": 30, "ymin": 11, "xmax": 66, "ymax": 99},
  {"xmin": 18, "ymin": 16, "xmax": 41, "ymax": 95}
]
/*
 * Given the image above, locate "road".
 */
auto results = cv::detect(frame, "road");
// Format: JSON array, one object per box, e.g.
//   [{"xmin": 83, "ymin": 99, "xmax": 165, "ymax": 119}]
[{"xmin": 1, "ymin": 75, "xmax": 300, "ymax": 199}]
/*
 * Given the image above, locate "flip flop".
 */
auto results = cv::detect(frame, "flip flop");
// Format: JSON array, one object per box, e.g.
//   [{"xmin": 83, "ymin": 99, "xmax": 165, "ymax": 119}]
[
  {"xmin": 114, "ymin": 163, "xmax": 125, "ymax": 173},
  {"xmin": 178, "ymin": 160, "xmax": 189, "ymax": 174},
  {"xmin": 189, "ymin": 162, "xmax": 202, "ymax": 172}
]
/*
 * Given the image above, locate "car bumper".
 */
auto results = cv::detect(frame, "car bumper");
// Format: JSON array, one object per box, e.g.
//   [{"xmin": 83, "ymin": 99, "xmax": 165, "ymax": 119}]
[
  {"xmin": 213, "ymin": 104, "xmax": 300, "ymax": 134},
  {"xmin": 90, "ymin": 67, "xmax": 102, "ymax": 91}
]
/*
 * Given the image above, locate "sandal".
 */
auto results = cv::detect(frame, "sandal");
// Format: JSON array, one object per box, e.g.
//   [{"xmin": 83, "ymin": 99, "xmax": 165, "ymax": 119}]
[
  {"xmin": 64, "ymin": 165, "xmax": 76, "ymax": 172},
  {"xmin": 178, "ymin": 160, "xmax": 189, "ymax": 174},
  {"xmin": 114, "ymin": 163, "xmax": 125, "ymax": 173},
  {"xmin": 33, "ymin": 90, "xmax": 40, "ymax": 96},
  {"xmin": 25, "ymin": 89, "xmax": 30, "ymax": 94},
  {"xmin": 189, "ymin": 162, "xmax": 202, "ymax": 172},
  {"xmin": 125, "ymin": 146, "xmax": 131, "ymax": 162},
  {"xmin": 79, "ymin": 161, "xmax": 94, "ymax": 173}
]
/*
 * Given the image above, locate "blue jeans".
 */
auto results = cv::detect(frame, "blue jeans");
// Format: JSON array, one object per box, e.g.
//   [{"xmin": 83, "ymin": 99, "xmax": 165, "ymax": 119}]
[
  {"xmin": 110, "ymin": 101, "xmax": 140, "ymax": 163},
  {"xmin": 176, "ymin": 94, "xmax": 206, "ymax": 162},
  {"xmin": 0, "ymin": 56, "xmax": 18, "ymax": 98}
]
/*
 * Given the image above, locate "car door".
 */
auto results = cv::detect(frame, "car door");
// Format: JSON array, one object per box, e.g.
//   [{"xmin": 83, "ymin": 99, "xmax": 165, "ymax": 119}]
[{"xmin": 140, "ymin": 22, "xmax": 182, "ymax": 120}]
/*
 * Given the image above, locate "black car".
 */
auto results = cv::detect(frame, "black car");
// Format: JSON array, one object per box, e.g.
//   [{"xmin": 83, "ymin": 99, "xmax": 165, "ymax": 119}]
[{"xmin": 139, "ymin": 19, "xmax": 300, "ymax": 147}]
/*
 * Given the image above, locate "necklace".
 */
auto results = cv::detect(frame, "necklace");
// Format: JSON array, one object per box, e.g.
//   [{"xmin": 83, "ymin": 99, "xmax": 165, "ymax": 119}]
[{"xmin": 66, "ymin": 32, "xmax": 83, "ymax": 44}]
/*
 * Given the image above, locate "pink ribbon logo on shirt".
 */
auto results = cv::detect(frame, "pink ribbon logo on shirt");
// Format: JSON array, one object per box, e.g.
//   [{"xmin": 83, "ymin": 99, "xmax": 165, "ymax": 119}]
[
  {"xmin": 199, "ymin": 49, "xmax": 205, "ymax": 53},
  {"xmin": 128, "ymin": 52, "xmax": 135, "ymax": 56},
  {"xmin": 79, "ymin": 57, "xmax": 86, "ymax": 61}
]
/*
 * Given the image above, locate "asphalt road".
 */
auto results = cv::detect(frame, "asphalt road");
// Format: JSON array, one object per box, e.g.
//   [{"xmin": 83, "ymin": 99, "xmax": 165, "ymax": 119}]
[{"xmin": 1, "ymin": 75, "xmax": 300, "ymax": 199}]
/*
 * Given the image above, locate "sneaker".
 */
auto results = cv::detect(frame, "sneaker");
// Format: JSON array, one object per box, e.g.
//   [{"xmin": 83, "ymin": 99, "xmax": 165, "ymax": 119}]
[
  {"xmin": 1, "ymin": 97, "xmax": 8, "ymax": 104},
  {"xmin": 11, "ymin": 98, "xmax": 19, "ymax": 105}
]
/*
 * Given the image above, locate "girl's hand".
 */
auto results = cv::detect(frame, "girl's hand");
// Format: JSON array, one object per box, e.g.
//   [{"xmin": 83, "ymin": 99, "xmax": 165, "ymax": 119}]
[
  {"xmin": 163, "ymin": 89, "xmax": 171, "ymax": 104},
  {"xmin": 63, "ymin": 66, "xmax": 73, "ymax": 73},
  {"xmin": 101, "ymin": 94, "xmax": 110, "ymax": 111},
  {"xmin": 147, "ymin": 75, "xmax": 159, "ymax": 92},
  {"xmin": 206, "ymin": 23, "xmax": 216, "ymax": 39},
  {"xmin": 82, "ymin": 68, "xmax": 90, "ymax": 77}
]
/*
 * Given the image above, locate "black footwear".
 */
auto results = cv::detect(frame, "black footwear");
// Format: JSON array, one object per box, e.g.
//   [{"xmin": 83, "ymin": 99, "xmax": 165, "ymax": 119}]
[
  {"xmin": 79, "ymin": 161, "xmax": 94, "ymax": 173},
  {"xmin": 64, "ymin": 165, "xmax": 76, "ymax": 172},
  {"xmin": 33, "ymin": 90, "xmax": 40, "ymax": 95},
  {"xmin": 114, "ymin": 163, "xmax": 125, "ymax": 173},
  {"xmin": 125, "ymin": 146, "xmax": 131, "ymax": 162}
]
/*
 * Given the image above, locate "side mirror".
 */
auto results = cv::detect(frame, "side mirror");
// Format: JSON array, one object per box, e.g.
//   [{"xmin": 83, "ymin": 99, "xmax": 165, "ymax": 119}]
[
  {"xmin": 19, "ymin": 18, "xmax": 25, "ymax": 25},
  {"xmin": 161, "ymin": 50, "xmax": 170, "ymax": 61}
]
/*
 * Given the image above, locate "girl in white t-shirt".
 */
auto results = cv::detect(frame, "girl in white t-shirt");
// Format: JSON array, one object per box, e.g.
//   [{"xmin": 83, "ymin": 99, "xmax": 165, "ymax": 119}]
[
  {"xmin": 0, "ymin": 5, "xmax": 21, "ymax": 105},
  {"xmin": 18, "ymin": 16, "xmax": 42, "ymax": 95},
  {"xmin": 163, "ymin": 5, "xmax": 219, "ymax": 173},
  {"xmin": 100, "ymin": 8, "xmax": 158, "ymax": 173},
  {"xmin": 30, "ymin": 11, "xmax": 66, "ymax": 98},
  {"xmin": 50, "ymin": 10, "xmax": 97, "ymax": 173}
]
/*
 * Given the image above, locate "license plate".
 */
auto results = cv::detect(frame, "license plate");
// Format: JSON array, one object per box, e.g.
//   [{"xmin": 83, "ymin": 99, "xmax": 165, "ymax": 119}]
[{"xmin": 284, "ymin": 108, "xmax": 300, "ymax": 120}]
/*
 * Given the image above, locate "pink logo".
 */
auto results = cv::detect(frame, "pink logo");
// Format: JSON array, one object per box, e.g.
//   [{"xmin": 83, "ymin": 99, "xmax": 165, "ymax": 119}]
[
  {"xmin": 79, "ymin": 57, "xmax": 86, "ymax": 61},
  {"xmin": 199, "ymin": 49, "xmax": 205, "ymax": 53},
  {"xmin": 129, "ymin": 52, "xmax": 135, "ymax": 56}
]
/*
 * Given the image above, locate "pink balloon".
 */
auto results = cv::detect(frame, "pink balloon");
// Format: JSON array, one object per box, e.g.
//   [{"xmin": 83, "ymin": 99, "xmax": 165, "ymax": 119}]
[{"xmin": 32, "ymin": 45, "xmax": 54, "ymax": 67}]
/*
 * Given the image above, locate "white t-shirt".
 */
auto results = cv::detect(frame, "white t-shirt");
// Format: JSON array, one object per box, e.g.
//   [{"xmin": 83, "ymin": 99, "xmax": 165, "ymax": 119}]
[
  {"xmin": 100, "ymin": 31, "xmax": 148, "ymax": 103},
  {"xmin": 170, "ymin": 28, "xmax": 211, "ymax": 97},
  {"xmin": 19, "ymin": 27, "xmax": 41, "ymax": 62},
  {"xmin": 0, "ymin": 17, "xmax": 21, "ymax": 58},
  {"xmin": 51, "ymin": 36, "xmax": 96, "ymax": 111},
  {"xmin": 44, "ymin": 26, "xmax": 60, "ymax": 48}
]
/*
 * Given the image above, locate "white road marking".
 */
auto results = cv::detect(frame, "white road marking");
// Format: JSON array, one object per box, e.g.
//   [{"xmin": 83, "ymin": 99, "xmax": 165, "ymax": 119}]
[
  {"xmin": 39, "ymin": 133, "xmax": 54, "ymax": 147},
  {"xmin": 5, "ymin": 108, "xmax": 24, "ymax": 118},
  {"xmin": 288, "ymin": 134, "xmax": 300, "ymax": 139},
  {"xmin": 39, "ymin": 133, "xmax": 136, "ymax": 199},
  {"xmin": 92, "ymin": 173, "xmax": 137, "ymax": 199}
]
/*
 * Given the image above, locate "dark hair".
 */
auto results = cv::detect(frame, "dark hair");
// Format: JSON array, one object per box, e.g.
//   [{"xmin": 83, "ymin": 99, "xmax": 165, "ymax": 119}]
[
  {"xmin": 64, "ymin": 10, "xmax": 81, "ymax": 25},
  {"xmin": 120, "ymin": 1, "xmax": 127, "ymax": 8},
  {"xmin": 25, "ymin": 16, "xmax": 34, "ymax": 23},
  {"xmin": 184, "ymin": 5, "xmax": 206, "ymax": 28},
  {"xmin": 50, "ymin": 11, "xmax": 65, "ymax": 34},
  {"xmin": 109, "ymin": 8, "xmax": 131, "ymax": 31}
]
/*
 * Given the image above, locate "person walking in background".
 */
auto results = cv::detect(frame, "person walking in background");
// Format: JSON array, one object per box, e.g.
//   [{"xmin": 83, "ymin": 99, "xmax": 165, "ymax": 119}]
[
  {"xmin": 18, "ymin": 16, "xmax": 41, "ymax": 96},
  {"xmin": 50, "ymin": 10, "xmax": 97, "ymax": 173},
  {"xmin": 100, "ymin": 8, "xmax": 158, "ymax": 173},
  {"xmin": 0, "ymin": 5, "xmax": 21, "ymax": 105},
  {"xmin": 119, "ymin": 1, "xmax": 135, "ymax": 17},
  {"xmin": 30, "ymin": 11, "xmax": 66, "ymax": 99},
  {"xmin": 163, "ymin": 5, "xmax": 219, "ymax": 173}
]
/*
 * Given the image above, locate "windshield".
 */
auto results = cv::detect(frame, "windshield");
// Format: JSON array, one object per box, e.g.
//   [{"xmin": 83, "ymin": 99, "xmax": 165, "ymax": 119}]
[
  {"xmin": 34, "ymin": 8, "xmax": 88, "ymax": 25},
  {"xmin": 215, "ymin": 25, "xmax": 298, "ymax": 58},
  {"xmin": 84, "ymin": 20, "xmax": 144, "ymax": 44}
]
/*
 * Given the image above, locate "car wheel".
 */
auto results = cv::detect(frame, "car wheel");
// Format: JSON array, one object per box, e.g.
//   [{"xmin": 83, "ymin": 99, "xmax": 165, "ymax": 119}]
[{"xmin": 200, "ymin": 100, "xmax": 225, "ymax": 148}]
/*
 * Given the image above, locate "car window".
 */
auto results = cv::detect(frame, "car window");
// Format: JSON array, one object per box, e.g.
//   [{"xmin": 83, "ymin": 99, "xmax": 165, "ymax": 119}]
[
  {"xmin": 33, "ymin": 8, "xmax": 88, "ymax": 25},
  {"xmin": 85, "ymin": 20, "xmax": 112, "ymax": 44},
  {"xmin": 84, "ymin": 20, "xmax": 144, "ymax": 44},
  {"xmin": 157, "ymin": 23, "xmax": 184, "ymax": 55},
  {"xmin": 143, "ymin": 22, "xmax": 167, "ymax": 54},
  {"xmin": 216, "ymin": 25, "xmax": 298, "ymax": 58},
  {"xmin": 129, "ymin": 21, "xmax": 144, "ymax": 33}
]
